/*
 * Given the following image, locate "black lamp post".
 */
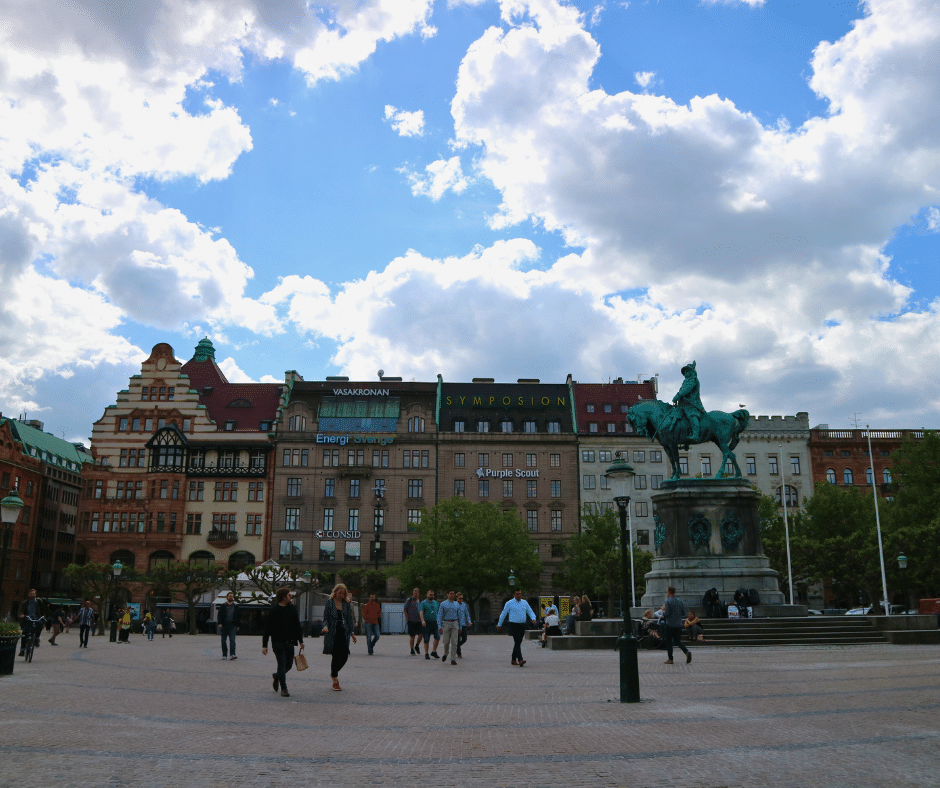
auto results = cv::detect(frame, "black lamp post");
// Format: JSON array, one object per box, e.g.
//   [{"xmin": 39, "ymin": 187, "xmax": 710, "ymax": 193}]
[
  {"xmin": 0, "ymin": 488, "xmax": 24, "ymax": 619},
  {"xmin": 372, "ymin": 484, "xmax": 384, "ymax": 571},
  {"xmin": 897, "ymin": 553, "xmax": 908, "ymax": 613},
  {"xmin": 604, "ymin": 451, "xmax": 641, "ymax": 703},
  {"xmin": 109, "ymin": 560, "xmax": 123, "ymax": 642}
]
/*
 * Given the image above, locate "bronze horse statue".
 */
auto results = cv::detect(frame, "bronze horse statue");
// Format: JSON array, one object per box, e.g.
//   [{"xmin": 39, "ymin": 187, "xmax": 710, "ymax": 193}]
[{"xmin": 627, "ymin": 400, "xmax": 750, "ymax": 481}]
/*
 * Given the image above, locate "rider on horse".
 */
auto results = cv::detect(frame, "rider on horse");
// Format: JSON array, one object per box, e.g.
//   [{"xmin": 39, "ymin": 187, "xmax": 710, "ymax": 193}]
[{"xmin": 672, "ymin": 361, "xmax": 706, "ymax": 446}]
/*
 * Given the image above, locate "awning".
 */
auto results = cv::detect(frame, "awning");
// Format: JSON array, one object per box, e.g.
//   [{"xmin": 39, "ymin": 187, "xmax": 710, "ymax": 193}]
[{"xmin": 46, "ymin": 597, "xmax": 81, "ymax": 605}]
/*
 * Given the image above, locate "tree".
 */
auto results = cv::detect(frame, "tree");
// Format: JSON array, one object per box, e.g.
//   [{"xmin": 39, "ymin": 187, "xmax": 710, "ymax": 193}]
[
  {"xmin": 238, "ymin": 563, "xmax": 330, "ymax": 605},
  {"xmin": 144, "ymin": 562, "xmax": 227, "ymax": 635},
  {"xmin": 63, "ymin": 562, "xmax": 139, "ymax": 635},
  {"xmin": 757, "ymin": 494, "xmax": 811, "ymax": 602},
  {"xmin": 552, "ymin": 507, "xmax": 652, "ymax": 614},
  {"xmin": 390, "ymin": 498, "xmax": 542, "ymax": 617}
]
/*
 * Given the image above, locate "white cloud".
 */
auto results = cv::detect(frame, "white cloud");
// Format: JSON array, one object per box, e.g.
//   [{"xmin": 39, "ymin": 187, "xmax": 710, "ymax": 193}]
[
  {"xmin": 927, "ymin": 207, "xmax": 940, "ymax": 232},
  {"xmin": 634, "ymin": 71, "xmax": 655, "ymax": 89},
  {"xmin": 700, "ymin": 0, "xmax": 765, "ymax": 6},
  {"xmin": 401, "ymin": 157, "xmax": 471, "ymax": 200},
  {"xmin": 384, "ymin": 105, "xmax": 427, "ymax": 137}
]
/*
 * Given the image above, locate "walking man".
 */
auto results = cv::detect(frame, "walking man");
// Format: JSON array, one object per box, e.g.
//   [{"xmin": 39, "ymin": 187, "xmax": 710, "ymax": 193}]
[
  {"xmin": 404, "ymin": 588, "xmax": 422, "ymax": 656},
  {"xmin": 160, "ymin": 609, "xmax": 174, "ymax": 638},
  {"xmin": 217, "ymin": 591, "xmax": 240, "ymax": 660},
  {"xmin": 419, "ymin": 589, "xmax": 440, "ymax": 660},
  {"xmin": 663, "ymin": 586, "xmax": 691, "ymax": 665},
  {"xmin": 456, "ymin": 592, "xmax": 472, "ymax": 658},
  {"xmin": 76, "ymin": 600, "xmax": 95, "ymax": 648},
  {"xmin": 496, "ymin": 589, "xmax": 536, "ymax": 667},
  {"xmin": 437, "ymin": 590, "xmax": 461, "ymax": 665},
  {"xmin": 362, "ymin": 593, "xmax": 382, "ymax": 655}
]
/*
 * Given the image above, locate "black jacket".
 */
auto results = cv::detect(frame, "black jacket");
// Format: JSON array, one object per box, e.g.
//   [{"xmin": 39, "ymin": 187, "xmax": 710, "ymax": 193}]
[
  {"xmin": 262, "ymin": 603, "xmax": 303, "ymax": 647},
  {"xmin": 216, "ymin": 602, "xmax": 241, "ymax": 628}
]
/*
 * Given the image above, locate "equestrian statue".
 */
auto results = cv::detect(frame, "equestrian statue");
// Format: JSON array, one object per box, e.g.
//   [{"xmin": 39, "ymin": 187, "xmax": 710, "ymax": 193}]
[{"xmin": 626, "ymin": 362, "xmax": 749, "ymax": 481}]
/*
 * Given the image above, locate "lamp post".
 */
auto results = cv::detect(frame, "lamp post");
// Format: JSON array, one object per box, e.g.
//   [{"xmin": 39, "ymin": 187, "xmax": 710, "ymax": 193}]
[
  {"xmin": 897, "ymin": 553, "xmax": 908, "ymax": 613},
  {"xmin": 508, "ymin": 570, "xmax": 515, "ymax": 589},
  {"xmin": 865, "ymin": 426, "xmax": 891, "ymax": 616},
  {"xmin": 604, "ymin": 451, "xmax": 641, "ymax": 703},
  {"xmin": 372, "ymin": 484, "xmax": 384, "ymax": 571},
  {"xmin": 0, "ymin": 488, "xmax": 24, "ymax": 619},
  {"xmin": 109, "ymin": 560, "xmax": 123, "ymax": 642}
]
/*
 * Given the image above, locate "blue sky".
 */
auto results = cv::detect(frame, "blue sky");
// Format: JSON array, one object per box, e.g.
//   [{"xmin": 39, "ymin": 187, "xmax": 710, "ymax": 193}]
[{"xmin": 0, "ymin": 0, "xmax": 937, "ymax": 443}]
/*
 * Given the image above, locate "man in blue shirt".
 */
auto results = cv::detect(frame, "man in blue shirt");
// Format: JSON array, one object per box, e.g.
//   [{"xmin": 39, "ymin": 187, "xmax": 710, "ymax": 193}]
[
  {"xmin": 663, "ymin": 586, "xmax": 691, "ymax": 665},
  {"xmin": 455, "ymin": 592, "xmax": 472, "ymax": 658},
  {"xmin": 497, "ymin": 590, "xmax": 537, "ymax": 667},
  {"xmin": 437, "ymin": 590, "xmax": 462, "ymax": 665}
]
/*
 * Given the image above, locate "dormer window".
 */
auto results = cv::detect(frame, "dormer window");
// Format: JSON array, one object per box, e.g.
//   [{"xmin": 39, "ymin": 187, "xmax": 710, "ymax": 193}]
[{"xmin": 225, "ymin": 420, "xmax": 236, "ymax": 431}]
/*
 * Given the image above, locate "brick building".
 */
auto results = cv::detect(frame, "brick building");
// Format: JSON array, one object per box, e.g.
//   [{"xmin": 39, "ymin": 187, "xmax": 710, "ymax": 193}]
[{"xmin": 808, "ymin": 426, "xmax": 920, "ymax": 497}]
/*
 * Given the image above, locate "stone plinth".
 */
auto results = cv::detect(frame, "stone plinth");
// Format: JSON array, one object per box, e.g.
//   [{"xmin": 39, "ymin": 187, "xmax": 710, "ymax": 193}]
[{"xmin": 639, "ymin": 478, "xmax": 799, "ymax": 615}]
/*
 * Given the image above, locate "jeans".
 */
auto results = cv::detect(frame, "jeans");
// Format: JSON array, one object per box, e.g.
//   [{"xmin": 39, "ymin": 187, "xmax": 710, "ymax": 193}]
[
  {"xmin": 220, "ymin": 626, "xmax": 236, "ymax": 657},
  {"xmin": 457, "ymin": 625, "xmax": 468, "ymax": 656},
  {"xmin": 79, "ymin": 624, "xmax": 91, "ymax": 647},
  {"xmin": 364, "ymin": 622, "xmax": 380, "ymax": 655},
  {"xmin": 272, "ymin": 641, "xmax": 294, "ymax": 689},
  {"xmin": 508, "ymin": 622, "xmax": 526, "ymax": 662},
  {"xmin": 665, "ymin": 626, "xmax": 688, "ymax": 661}
]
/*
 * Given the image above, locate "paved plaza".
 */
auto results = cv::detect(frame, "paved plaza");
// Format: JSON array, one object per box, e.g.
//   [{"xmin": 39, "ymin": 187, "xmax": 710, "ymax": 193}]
[{"xmin": 1, "ymin": 628, "xmax": 938, "ymax": 788}]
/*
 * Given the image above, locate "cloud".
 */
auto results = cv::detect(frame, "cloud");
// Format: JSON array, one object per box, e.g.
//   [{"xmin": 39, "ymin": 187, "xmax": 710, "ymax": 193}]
[
  {"xmin": 400, "ymin": 157, "xmax": 471, "ymax": 200},
  {"xmin": 384, "ymin": 105, "xmax": 426, "ymax": 137},
  {"xmin": 927, "ymin": 207, "xmax": 940, "ymax": 232},
  {"xmin": 700, "ymin": 0, "xmax": 765, "ymax": 6},
  {"xmin": 634, "ymin": 71, "xmax": 655, "ymax": 89}
]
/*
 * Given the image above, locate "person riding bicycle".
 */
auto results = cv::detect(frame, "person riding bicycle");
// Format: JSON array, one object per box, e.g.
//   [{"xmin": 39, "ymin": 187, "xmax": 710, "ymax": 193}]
[{"xmin": 18, "ymin": 588, "xmax": 48, "ymax": 656}]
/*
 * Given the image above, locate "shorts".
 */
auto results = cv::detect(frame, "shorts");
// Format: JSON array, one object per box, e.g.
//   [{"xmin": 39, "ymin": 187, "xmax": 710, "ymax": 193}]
[
  {"xmin": 407, "ymin": 621, "xmax": 422, "ymax": 637},
  {"xmin": 422, "ymin": 622, "xmax": 438, "ymax": 643}
]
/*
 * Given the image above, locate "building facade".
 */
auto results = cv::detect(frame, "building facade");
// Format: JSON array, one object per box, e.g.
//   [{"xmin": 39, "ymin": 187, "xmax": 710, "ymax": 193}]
[{"xmin": 807, "ymin": 425, "xmax": 918, "ymax": 496}]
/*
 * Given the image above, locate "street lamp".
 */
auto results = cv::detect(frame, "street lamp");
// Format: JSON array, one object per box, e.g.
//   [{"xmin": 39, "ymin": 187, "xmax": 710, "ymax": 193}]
[
  {"xmin": 508, "ymin": 570, "xmax": 515, "ymax": 588},
  {"xmin": 865, "ymin": 426, "xmax": 891, "ymax": 617},
  {"xmin": 109, "ymin": 560, "xmax": 123, "ymax": 643},
  {"xmin": 372, "ymin": 483, "xmax": 384, "ymax": 571},
  {"xmin": 0, "ymin": 488, "xmax": 24, "ymax": 618},
  {"xmin": 604, "ymin": 451, "xmax": 641, "ymax": 704},
  {"xmin": 897, "ymin": 553, "xmax": 908, "ymax": 613}
]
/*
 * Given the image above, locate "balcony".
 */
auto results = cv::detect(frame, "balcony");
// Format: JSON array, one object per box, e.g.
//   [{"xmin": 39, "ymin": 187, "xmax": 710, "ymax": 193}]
[
  {"xmin": 207, "ymin": 529, "xmax": 239, "ymax": 546},
  {"xmin": 187, "ymin": 465, "xmax": 266, "ymax": 478}
]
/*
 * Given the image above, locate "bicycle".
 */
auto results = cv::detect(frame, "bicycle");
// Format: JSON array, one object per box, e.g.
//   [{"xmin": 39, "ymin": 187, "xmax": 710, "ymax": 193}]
[{"xmin": 21, "ymin": 616, "xmax": 45, "ymax": 662}]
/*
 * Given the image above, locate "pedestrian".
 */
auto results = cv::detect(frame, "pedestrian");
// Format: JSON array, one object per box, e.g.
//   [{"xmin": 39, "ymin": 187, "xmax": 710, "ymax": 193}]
[
  {"xmin": 362, "ymin": 593, "xmax": 382, "ymax": 656},
  {"xmin": 540, "ymin": 609, "xmax": 562, "ymax": 647},
  {"xmin": 419, "ymin": 589, "xmax": 440, "ymax": 660},
  {"xmin": 217, "ymin": 591, "xmax": 241, "ymax": 660},
  {"xmin": 663, "ymin": 586, "xmax": 691, "ymax": 665},
  {"xmin": 262, "ymin": 587, "xmax": 304, "ymax": 698},
  {"xmin": 18, "ymin": 588, "xmax": 47, "ymax": 656},
  {"xmin": 496, "ymin": 589, "xmax": 537, "ymax": 667},
  {"xmin": 455, "ymin": 592, "xmax": 472, "ymax": 658},
  {"xmin": 75, "ymin": 600, "xmax": 95, "ymax": 648},
  {"xmin": 437, "ymin": 590, "xmax": 461, "ymax": 665},
  {"xmin": 578, "ymin": 596, "xmax": 593, "ymax": 622},
  {"xmin": 118, "ymin": 608, "xmax": 131, "ymax": 643},
  {"xmin": 404, "ymin": 587, "xmax": 423, "ymax": 655},
  {"xmin": 566, "ymin": 595, "xmax": 580, "ymax": 634},
  {"xmin": 48, "ymin": 606, "xmax": 66, "ymax": 645},
  {"xmin": 142, "ymin": 611, "xmax": 156, "ymax": 641},
  {"xmin": 160, "ymin": 609, "xmax": 174, "ymax": 638},
  {"xmin": 321, "ymin": 583, "xmax": 357, "ymax": 691}
]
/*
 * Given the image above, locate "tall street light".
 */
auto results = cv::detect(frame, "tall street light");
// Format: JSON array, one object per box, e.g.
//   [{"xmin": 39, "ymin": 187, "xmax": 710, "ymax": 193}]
[
  {"xmin": 865, "ymin": 426, "xmax": 891, "ymax": 616},
  {"xmin": 0, "ymin": 488, "xmax": 24, "ymax": 618},
  {"xmin": 109, "ymin": 560, "xmax": 123, "ymax": 642},
  {"xmin": 604, "ymin": 451, "xmax": 641, "ymax": 703},
  {"xmin": 372, "ymin": 483, "xmax": 384, "ymax": 572}
]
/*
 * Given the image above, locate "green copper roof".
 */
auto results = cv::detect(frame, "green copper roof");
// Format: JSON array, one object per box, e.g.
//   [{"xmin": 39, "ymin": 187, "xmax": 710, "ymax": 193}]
[
  {"xmin": 193, "ymin": 337, "xmax": 216, "ymax": 362},
  {"xmin": 4, "ymin": 419, "xmax": 92, "ymax": 472}
]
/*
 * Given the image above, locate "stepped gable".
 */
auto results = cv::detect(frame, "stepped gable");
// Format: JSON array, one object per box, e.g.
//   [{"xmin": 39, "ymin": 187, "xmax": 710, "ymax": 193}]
[{"xmin": 180, "ymin": 338, "xmax": 280, "ymax": 431}]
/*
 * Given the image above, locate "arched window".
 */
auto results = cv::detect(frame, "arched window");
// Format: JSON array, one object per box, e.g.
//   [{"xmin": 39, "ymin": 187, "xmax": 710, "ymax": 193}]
[
  {"xmin": 883, "ymin": 468, "xmax": 892, "ymax": 483},
  {"xmin": 408, "ymin": 416, "xmax": 425, "ymax": 433},
  {"xmin": 228, "ymin": 551, "xmax": 255, "ymax": 572},
  {"xmin": 288, "ymin": 415, "xmax": 306, "ymax": 431},
  {"xmin": 188, "ymin": 550, "xmax": 215, "ymax": 567},
  {"xmin": 843, "ymin": 468, "xmax": 853, "ymax": 485},
  {"xmin": 826, "ymin": 468, "xmax": 836, "ymax": 484},
  {"xmin": 110, "ymin": 549, "xmax": 135, "ymax": 569},
  {"xmin": 776, "ymin": 485, "xmax": 798, "ymax": 507},
  {"xmin": 866, "ymin": 467, "xmax": 874, "ymax": 485},
  {"xmin": 148, "ymin": 551, "xmax": 174, "ymax": 571}
]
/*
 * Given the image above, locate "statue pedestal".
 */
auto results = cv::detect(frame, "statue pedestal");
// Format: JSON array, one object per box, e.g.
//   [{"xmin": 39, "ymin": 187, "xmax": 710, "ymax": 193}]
[{"xmin": 637, "ymin": 479, "xmax": 803, "ymax": 616}]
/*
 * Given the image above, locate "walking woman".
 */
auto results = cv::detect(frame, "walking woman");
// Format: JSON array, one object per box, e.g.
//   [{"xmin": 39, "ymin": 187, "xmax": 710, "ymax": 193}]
[
  {"xmin": 321, "ymin": 583, "xmax": 357, "ymax": 691},
  {"xmin": 262, "ymin": 587, "xmax": 304, "ymax": 698}
]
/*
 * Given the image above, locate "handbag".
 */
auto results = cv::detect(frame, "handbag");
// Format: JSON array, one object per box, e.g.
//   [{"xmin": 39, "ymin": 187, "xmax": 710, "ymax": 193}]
[
  {"xmin": 294, "ymin": 652, "xmax": 308, "ymax": 671},
  {"xmin": 322, "ymin": 637, "xmax": 333, "ymax": 655}
]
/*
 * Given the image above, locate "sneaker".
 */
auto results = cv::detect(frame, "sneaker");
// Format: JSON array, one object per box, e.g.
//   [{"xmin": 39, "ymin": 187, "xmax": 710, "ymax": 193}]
[
  {"xmin": 222, "ymin": 655, "xmax": 228, "ymax": 659},
  {"xmin": 230, "ymin": 656, "xmax": 237, "ymax": 660},
  {"xmin": 425, "ymin": 653, "xmax": 430, "ymax": 660},
  {"xmin": 451, "ymin": 660, "xmax": 457, "ymax": 666},
  {"xmin": 686, "ymin": 651, "xmax": 692, "ymax": 664},
  {"xmin": 441, "ymin": 654, "xmax": 447, "ymax": 662},
  {"xmin": 430, "ymin": 652, "xmax": 439, "ymax": 659},
  {"xmin": 280, "ymin": 688, "xmax": 290, "ymax": 697},
  {"xmin": 410, "ymin": 647, "xmax": 415, "ymax": 655},
  {"xmin": 511, "ymin": 660, "xmax": 518, "ymax": 665},
  {"xmin": 518, "ymin": 659, "xmax": 526, "ymax": 667},
  {"xmin": 664, "ymin": 659, "xmax": 674, "ymax": 664}
]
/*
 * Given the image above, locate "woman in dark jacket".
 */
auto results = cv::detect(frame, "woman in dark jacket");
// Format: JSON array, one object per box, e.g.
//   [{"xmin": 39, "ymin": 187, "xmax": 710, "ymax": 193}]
[
  {"xmin": 578, "ymin": 596, "xmax": 593, "ymax": 622},
  {"xmin": 321, "ymin": 583, "xmax": 357, "ymax": 691},
  {"xmin": 262, "ymin": 587, "xmax": 304, "ymax": 697}
]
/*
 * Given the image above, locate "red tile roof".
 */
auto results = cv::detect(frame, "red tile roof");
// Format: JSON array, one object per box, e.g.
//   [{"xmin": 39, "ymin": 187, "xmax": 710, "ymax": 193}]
[
  {"xmin": 571, "ymin": 381, "xmax": 658, "ymax": 434},
  {"xmin": 181, "ymin": 358, "xmax": 281, "ymax": 432}
]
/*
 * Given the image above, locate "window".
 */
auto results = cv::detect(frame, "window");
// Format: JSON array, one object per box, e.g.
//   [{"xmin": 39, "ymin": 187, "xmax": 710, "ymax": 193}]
[
  {"xmin": 523, "ymin": 420, "xmax": 536, "ymax": 433},
  {"xmin": 502, "ymin": 453, "xmax": 513, "ymax": 467},
  {"xmin": 406, "ymin": 509, "xmax": 423, "ymax": 532},
  {"xmin": 769, "ymin": 456, "xmax": 779, "ymax": 475},
  {"xmin": 408, "ymin": 416, "xmax": 425, "ymax": 432},
  {"xmin": 132, "ymin": 418, "xmax": 140, "ymax": 431},
  {"xmin": 318, "ymin": 541, "xmax": 335, "ymax": 561},
  {"xmin": 190, "ymin": 450, "xmax": 205, "ymax": 468},
  {"xmin": 288, "ymin": 415, "xmax": 306, "ymax": 431},
  {"xmin": 651, "ymin": 475, "xmax": 663, "ymax": 490},
  {"xmin": 824, "ymin": 450, "xmax": 834, "ymax": 457},
  {"xmin": 503, "ymin": 480, "xmax": 513, "ymax": 498},
  {"xmin": 527, "ymin": 510, "xmax": 538, "ymax": 531},
  {"xmin": 345, "ymin": 509, "xmax": 358, "ymax": 529},
  {"xmin": 160, "ymin": 480, "xmax": 169, "ymax": 499},
  {"xmin": 724, "ymin": 459, "xmax": 734, "ymax": 476},
  {"xmin": 841, "ymin": 450, "xmax": 851, "ymax": 457},
  {"xmin": 322, "ymin": 509, "xmax": 334, "ymax": 528},
  {"xmin": 582, "ymin": 451, "xmax": 595, "ymax": 463},
  {"xmin": 403, "ymin": 450, "xmax": 429, "ymax": 468},
  {"xmin": 826, "ymin": 468, "xmax": 836, "ymax": 483},
  {"xmin": 599, "ymin": 451, "xmax": 611, "ymax": 463},
  {"xmin": 246, "ymin": 514, "xmax": 263, "ymax": 536},
  {"xmin": 212, "ymin": 513, "xmax": 237, "ymax": 535},
  {"xmin": 186, "ymin": 513, "xmax": 202, "ymax": 535},
  {"xmin": 636, "ymin": 529, "xmax": 650, "ymax": 546},
  {"xmin": 500, "ymin": 420, "xmax": 513, "ymax": 433},
  {"xmin": 701, "ymin": 457, "xmax": 711, "ymax": 476},
  {"xmin": 550, "ymin": 454, "xmax": 560, "ymax": 467},
  {"xmin": 746, "ymin": 456, "xmax": 756, "ymax": 475},
  {"xmin": 218, "ymin": 450, "xmax": 235, "ymax": 469},
  {"xmin": 650, "ymin": 451, "xmax": 662, "ymax": 463},
  {"xmin": 214, "ymin": 482, "xmax": 238, "ymax": 502},
  {"xmin": 259, "ymin": 421, "xmax": 271, "ymax": 432},
  {"xmin": 550, "ymin": 480, "xmax": 561, "ymax": 498},
  {"xmin": 119, "ymin": 450, "xmax": 127, "ymax": 467},
  {"xmin": 478, "ymin": 480, "xmax": 489, "ymax": 498},
  {"xmin": 373, "ymin": 540, "xmax": 387, "ymax": 563},
  {"xmin": 372, "ymin": 449, "xmax": 389, "ymax": 467},
  {"xmin": 345, "ymin": 541, "xmax": 361, "ymax": 562},
  {"xmin": 634, "ymin": 475, "xmax": 647, "ymax": 490},
  {"xmin": 588, "ymin": 423, "xmax": 598, "ymax": 433},
  {"xmin": 777, "ymin": 485, "xmax": 798, "ymax": 507},
  {"xmin": 402, "ymin": 541, "xmax": 414, "ymax": 560},
  {"xmin": 477, "ymin": 420, "xmax": 490, "ymax": 433},
  {"xmin": 551, "ymin": 511, "xmax": 562, "ymax": 531},
  {"xmin": 249, "ymin": 450, "xmax": 265, "ymax": 468},
  {"xmin": 600, "ymin": 475, "xmax": 610, "ymax": 490},
  {"xmin": 634, "ymin": 501, "xmax": 649, "ymax": 517},
  {"xmin": 526, "ymin": 453, "xmax": 537, "ymax": 467},
  {"xmin": 586, "ymin": 404, "xmax": 595, "ymax": 413},
  {"xmin": 323, "ymin": 450, "xmax": 340, "ymax": 467},
  {"xmin": 324, "ymin": 478, "xmax": 335, "ymax": 497},
  {"xmin": 583, "ymin": 475, "xmax": 596, "ymax": 490},
  {"xmin": 678, "ymin": 456, "xmax": 688, "ymax": 475},
  {"xmin": 248, "ymin": 482, "xmax": 264, "ymax": 501},
  {"xmin": 454, "ymin": 453, "xmax": 465, "ymax": 467},
  {"xmin": 479, "ymin": 453, "xmax": 489, "ymax": 467},
  {"xmin": 883, "ymin": 468, "xmax": 892, "ymax": 483},
  {"xmin": 547, "ymin": 420, "xmax": 561, "ymax": 433},
  {"xmin": 866, "ymin": 467, "xmax": 874, "ymax": 485},
  {"xmin": 789, "ymin": 456, "xmax": 801, "ymax": 475},
  {"xmin": 606, "ymin": 423, "xmax": 617, "ymax": 433},
  {"xmin": 224, "ymin": 420, "xmax": 236, "ymax": 431},
  {"xmin": 551, "ymin": 544, "xmax": 564, "ymax": 558},
  {"xmin": 373, "ymin": 509, "xmax": 384, "ymax": 531},
  {"xmin": 285, "ymin": 508, "xmax": 301, "ymax": 530},
  {"xmin": 454, "ymin": 420, "xmax": 465, "ymax": 433},
  {"xmin": 843, "ymin": 468, "xmax": 853, "ymax": 484},
  {"xmin": 633, "ymin": 451, "xmax": 645, "ymax": 463},
  {"xmin": 145, "ymin": 418, "xmax": 153, "ymax": 432},
  {"xmin": 279, "ymin": 540, "xmax": 303, "ymax": 560},
  {"xmin": 349, "ymin": 479, "xmax": 360, "ymax": 498},
  {"xmin": 527, "ymin": 480, "xmax": 537, "ymax": 498},
  {"xmin": 347, "ymin": 449, "xmax": 365, "ymax": 466},
  {"xmin": 408, "ymin": 479, "xmax": 423, "ymax": 498},
  {"xmin": 454, "ymin": 479, "xmax": 465, "ymax": 497}
]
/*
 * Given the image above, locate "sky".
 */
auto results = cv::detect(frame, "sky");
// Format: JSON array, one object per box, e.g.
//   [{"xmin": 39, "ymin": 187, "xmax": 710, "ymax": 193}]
[{"xmin": 1, "ymin": 0, "xmax": 938, "ymax": 445}]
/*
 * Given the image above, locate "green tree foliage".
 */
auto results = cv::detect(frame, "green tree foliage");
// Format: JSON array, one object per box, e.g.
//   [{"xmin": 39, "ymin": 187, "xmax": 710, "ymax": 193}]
[
  {"xmin": 238, "ymin": 564, "xmax": 330, "ymax": 605},
  {"xmin": 553, "ymin": 508, "xmax": 653, "ymax": 614},
  {"xmin": 63, "ymin": 562, "xmax": 139, "ymax": 634},
  {"xmin": 757, "ymin": 494, "xmax": 811, "ymax": 602},
  {"xmin": 390, "ymin": 498, "xmax": 542, "ymax": 616},
  {"xmin": 144, "ymin": 562, "xmax": 227, "ymax": 635}
]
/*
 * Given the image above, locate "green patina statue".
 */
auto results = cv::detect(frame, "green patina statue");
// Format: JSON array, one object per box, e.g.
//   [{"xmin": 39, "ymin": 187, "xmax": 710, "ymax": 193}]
[{"xmin": 626, "ymin": 362, "xmax": 749, "ymax": 481}]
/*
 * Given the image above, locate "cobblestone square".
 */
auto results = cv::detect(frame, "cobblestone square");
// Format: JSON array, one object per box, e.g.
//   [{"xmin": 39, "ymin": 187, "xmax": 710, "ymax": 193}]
[{"xmin": 2, "ymin": 630, "xmax": 938, "ymax": 787}]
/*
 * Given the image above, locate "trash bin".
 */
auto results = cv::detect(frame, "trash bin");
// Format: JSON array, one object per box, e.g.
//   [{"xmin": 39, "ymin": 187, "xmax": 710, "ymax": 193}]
[{"xmin": 0, "ymin": 634, "xmax": 21, "ymax": 675}]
